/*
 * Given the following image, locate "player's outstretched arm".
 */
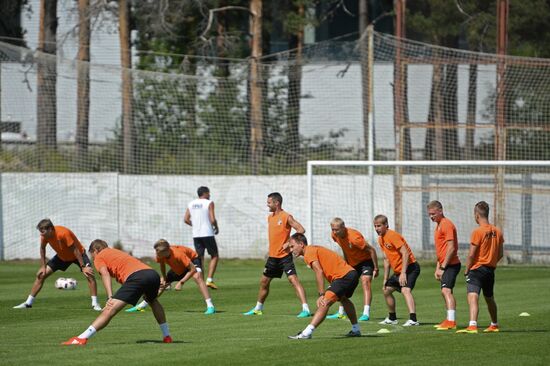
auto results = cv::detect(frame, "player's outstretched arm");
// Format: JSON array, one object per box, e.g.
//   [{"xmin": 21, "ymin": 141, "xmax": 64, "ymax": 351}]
[{"xmin": 97, "ymin": 266, "xmax": 113, "ymax": 298}]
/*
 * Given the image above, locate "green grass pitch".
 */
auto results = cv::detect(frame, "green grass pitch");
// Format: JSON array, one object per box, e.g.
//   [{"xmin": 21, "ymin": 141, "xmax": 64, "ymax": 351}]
[{"xmin": 1, "ymin": 259, "xmax": 549, "ymax": 365}]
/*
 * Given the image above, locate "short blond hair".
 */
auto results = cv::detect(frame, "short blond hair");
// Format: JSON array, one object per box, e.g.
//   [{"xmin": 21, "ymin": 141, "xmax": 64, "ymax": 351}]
[
  {"xmin": 154, "ymin": 239, "xmax": 171, "ymax": 251},
  {"xmin": 330, "ymin": 217, "xmax": 345, "ymax": 227}
]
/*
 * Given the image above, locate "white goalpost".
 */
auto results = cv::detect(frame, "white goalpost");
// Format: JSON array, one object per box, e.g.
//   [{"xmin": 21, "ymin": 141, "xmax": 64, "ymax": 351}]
[{"xmin": 307, "ymin": 160, "xmax": 550, "ymax": 263}]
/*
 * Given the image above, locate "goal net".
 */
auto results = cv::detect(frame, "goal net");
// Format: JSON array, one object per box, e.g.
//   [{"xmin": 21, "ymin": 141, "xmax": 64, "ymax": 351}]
[{"xmin": 308, "ymin": 160, "xmax": 550, "ymax": 264}]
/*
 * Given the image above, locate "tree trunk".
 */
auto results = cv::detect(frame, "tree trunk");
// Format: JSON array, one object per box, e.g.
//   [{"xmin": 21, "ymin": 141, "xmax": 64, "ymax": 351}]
[
  {"xmin": 359, "ymin": 0, "xmax": 369, "ymax": 159},
  {"xmin": 465, "ymin": 64, "xmax": 477, "ymax": 159},
  {"xmin": 249, "ymin": 0, "xmax": 263, "ymax": 174},
  {"xmin": 216, "ymin": 0, "xmax": 229, "ymax": 78},
  {"xmin": 433, "ymin": 62, "xmax": 444, "ymax": 160},
  {"xmin": 36, "ymin": 0, "xmax": 57, "ymax": 152},
  {"xmin": 443, "ymin": 63, "xmax": 459, "ymax": 159},
  {"xmin": 119, "ymin": 0, "xmax": 135, "ymax": 173},
  {"xmin": 76, "ymin": 0, "xmax": 90, "ymax": 169},
  {"xmin": 287, "ymin": 3, "xmax": 303, "ymax": 159}
]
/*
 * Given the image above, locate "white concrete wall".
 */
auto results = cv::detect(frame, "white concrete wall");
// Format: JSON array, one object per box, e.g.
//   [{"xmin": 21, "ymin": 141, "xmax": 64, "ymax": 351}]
[{"xmin": 2, "ymin": 173, "xmax": 550, "ymax": 260}]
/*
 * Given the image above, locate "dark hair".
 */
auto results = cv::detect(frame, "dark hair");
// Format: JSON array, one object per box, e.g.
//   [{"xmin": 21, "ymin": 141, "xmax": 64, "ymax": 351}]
[
  {"xmin": 474, "ymin": 201, "xmax": 490, "ymax": 219},
  {"xmin": 290, "ymin": 232, "xmax": 308, "ymax": 245},
  {"xmin": 154, "ymin": 239, "xmax": 171, "ymax": 251},
  {"xmin": 268, "ymin": 192, "xmax": 283, "ymax": 205},
  {"xmin": 36, "ymin": 218, "xmax": 54, "ymax": 231},
  {"xmin": 427, "ymin": 200, "xmax": 443, "ymax": 210},
  {"xmin": 373, "ymin": 214, "xmax": 388, "ymax": 226},
  {"xmin": 197, "ymin": 186, "xmax": 210, "ymax": 197},
  {"xmin": 89, "ymin": 239, "xmax": 109, "ymax": 253}
]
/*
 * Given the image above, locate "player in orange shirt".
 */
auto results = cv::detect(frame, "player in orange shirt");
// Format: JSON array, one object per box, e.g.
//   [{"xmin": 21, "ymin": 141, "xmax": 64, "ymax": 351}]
[
  {"xmin": 374, "ymin": 214, "xmax": 421, "ymax": 326},
  {"xmin": 243, "ymin": 192, "xmax": 311, "ymax": 318},
  {"xmin": 427, "ymin": 201, "xmax": 461, "ymax": 330},
  {"xmin": 457, "ymin": 201, "xmax": 504, "ymax": 334},
  {"xmin": 13, "ymin": 218, "xmax": 101, "ymax": 311},
  {"xmin": 287, "ymin": 233, "xmax": 361, "ymax": 339},
  {"xmin": 327, "ymin": 218, "xmax": 378, "ymax": 321},
  {"xmin": 62, "ymin": 239, "xmax": 173, "ymax": 345},
  {"xmin": 125, "ymin": 239, "xmax": 215, "ymax": 314}
]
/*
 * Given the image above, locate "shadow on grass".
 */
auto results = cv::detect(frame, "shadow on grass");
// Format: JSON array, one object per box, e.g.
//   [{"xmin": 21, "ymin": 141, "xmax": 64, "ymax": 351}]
[{"xmin": 136, "ymin": 340, "xmax": 188, "ymax": 344}]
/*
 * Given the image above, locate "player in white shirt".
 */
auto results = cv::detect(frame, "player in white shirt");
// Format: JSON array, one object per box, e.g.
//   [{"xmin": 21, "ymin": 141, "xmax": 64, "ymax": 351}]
[{"xmin": 184, "ymin": 186, "xmax": 220, "ymax": 289}]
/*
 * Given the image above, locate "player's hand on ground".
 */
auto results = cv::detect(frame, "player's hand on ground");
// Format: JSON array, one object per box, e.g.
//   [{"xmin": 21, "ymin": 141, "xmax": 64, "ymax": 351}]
[
  {"xmin": 174, "ymin": 282, "xmax": 183, "ymax": 291},
  {"xmin": 399, "ymin": 272, "xmax": 407, "ymax": 287}
]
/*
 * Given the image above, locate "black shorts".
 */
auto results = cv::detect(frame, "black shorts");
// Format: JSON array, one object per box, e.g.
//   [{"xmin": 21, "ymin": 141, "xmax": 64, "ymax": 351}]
[
  {"xmin": 47, "ymin": 253, "xmax": 92, "ymax": 272},
  {"xmin": 466, "ymin": 266, "xmax": 495, "ymax": 297},
  {"xmin": 263, "ymin": 254, "xmax": 297, "ymax": 279},
  {"xmin": 385, "ymin": 262, "xmax": 421, "ymax": 292},
  {"xmin": 327, "ymin": 270, "xmax": 359, "ymax": 300},
  {"xmin": 165, "ymin": 269, "xmax": 187, "ymax": 283},
  {"xmin": 353, "ymin": 259, "xmax": 375, "ymax": 277},
  {"xmin": 441, "ymin": 263, "xmax": 461, "ymax": 290},
  {"xmin": 113, "ymin": 269, "xmax": 160, "ymax": 306},
  {"xmin": 193, "ymin": 236, "xmax": 219, "ymax": 257},
  {"xmin": 192, "ymin": 257, "xmax": 203, "ymax": 273}
]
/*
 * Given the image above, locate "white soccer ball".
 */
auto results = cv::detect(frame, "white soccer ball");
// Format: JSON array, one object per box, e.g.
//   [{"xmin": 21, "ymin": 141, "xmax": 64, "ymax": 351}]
[
  {"xmin": 55, "ymin": 277, "xmax": 67, "ymax": 289},
  {"xmin": 55, "ymin": 277, "xmax": 77, "ymax": 290}
]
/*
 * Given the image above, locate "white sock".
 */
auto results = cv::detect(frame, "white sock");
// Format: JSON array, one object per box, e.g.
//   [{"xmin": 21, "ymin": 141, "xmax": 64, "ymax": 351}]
[
  {"xmin": 338, "ymin": 305, "xmax": 345, "ymax": 315},
  {"xmin": 447, "ymin": 309, "xmax": 456, "ymax": 321},
  {"xmin": 207, "ymin": 277, "xmax": 213, "ymax": 283},
  {"xmin": 363, "ymin": 305, "xmax": 370, "ymax": 316},
  {"xmin": 255, "ymin": 302, "xmax": 263, "ymax": 311},
  {"xmin": 78, "ymin": 325, "xmax": 97, "ymax": 339},
  {"xmin": 159, "ymin": 323, "xmax": 170, "ymax": 337},
  {"xmin": 91, "ymin": 296, "xmax": 99, "ymax": 306},
  {"xmin": 302, "ymin": 324, "xmax": 315, "ymax": 337},
  {"xmin": 491, "ymin": 322, "xmax": 498, "ymax": 326},
  {"xmin": 302, "ymin": 303, "xmax": 310, "ymax": 312},
  {"xmin": 137, "ymin": 300, "xmax": 149, "ymax": 309},
  {"xmin": 26, "ymin": 295, "xmax": 35, "ymax": 305},
  {"xmin": 206, "ymin": 298, "xmax": 214, "ymax": 308},
  {"xmin": 469, "ymin": 320, "xmax": 477, "ymax": 327},
  {"xmin": 351, "ymin": 323, "xmax": 361, "ymax": 332}
]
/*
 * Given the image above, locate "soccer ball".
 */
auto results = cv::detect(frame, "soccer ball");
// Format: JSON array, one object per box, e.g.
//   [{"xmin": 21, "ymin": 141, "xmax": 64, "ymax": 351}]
[{"xmin": 55, "ymin": 277, "xmax": 77, "ymax": 290}]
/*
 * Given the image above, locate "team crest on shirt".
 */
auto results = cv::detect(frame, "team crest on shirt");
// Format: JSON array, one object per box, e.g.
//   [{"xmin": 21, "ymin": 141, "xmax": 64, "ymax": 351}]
[
  {"xmin": 384, "ymin": 243, "xmax": 392, "ymax": 249},
  {"xmin": 277, "ymin": 219, "xmax": 283, "ymax": 226}
]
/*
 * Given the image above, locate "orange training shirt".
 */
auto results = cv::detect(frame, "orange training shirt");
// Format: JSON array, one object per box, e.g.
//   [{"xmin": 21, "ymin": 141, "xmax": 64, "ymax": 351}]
[
  {"xmin": 93, "ymin": 248, "xmax": 151, "ymax": 284},
  {"xmin": 377, "ymin": 229, "xmax": 416, "ymax": 274},
  {"xmin": 470, "ymin": 223, "xmax": 504, "ymax": 270},
  {"xmin": 434, "ymin": 217, "xmax": 460, "ymax": 266},
  {"xmin": 303, "ymin": 245, "xmax": 354, "ymax": 283},
  {"xmin": 268, "ymin": 211, "xmax": 291, "ymax": 258},
  {"xmin": 41, "ymin": 226, "xmax": 85, "ymax": 262},
  {"xmin": 331, "ymin": 227, "xmax": 371, "ymax": 267},
  {"xmin": 156, "ymin": 246, "xmax": 192, "ymax": 275}
]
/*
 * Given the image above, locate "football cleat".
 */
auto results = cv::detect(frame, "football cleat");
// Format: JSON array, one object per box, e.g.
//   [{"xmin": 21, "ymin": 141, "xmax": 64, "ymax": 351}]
[
  {"xmin": 345, "ymin": 330, "xmax": 362, "ymax": 337},
  {"xmin": 92, "ymin": 304, "xmax": 102, "ymax": 311},
  {"xmin": 327, "ymin": 312, "xmax": 347, "ymax": 320},
  {"xmin": 378, "ymin": 317, "xmax": 398, "ymax": 325},
  {"xmin": 163, "ymin": 335, "xmax": 173, "ymax": 343},
  {"xmin": 483, "ymin": 325, "xmax": 499, "ymax": 333},
  {"xmin": 62, "ymin": 337, "xmax": 87, "ymax": 345},
  {"xmin": 358, "ymin": 314, "xmax": 370, "ymax": 322},
  {"xmin": 243, "ymin": 308, "xmax": 263, "ymax": 316},
  {"xmin": 288, "ymin": 332, "xmax": 312, "ymax": 340},
  {"xmin": 402, "ymin": 320, "xmax": 420, "ymax": 327},
  {"xmin": 13, "ymin": 303, "xmax": 32, "ymax": 309},
  {"xmin": 297, "ymin": 310, "xmax": 312, "ymax": 318},
  {"xmin": 456, "ymin": 326, "xmax": 478, "ymax": 334},
  {"xmin": 206, "ymin": 281, "xmax": 218, "ymax": 290},
  {"xmin": 436, "ymin": 320, "xmax": 456, "ymax": 330},
  {"xmin": 434, "ymin": 320, "xmax": 446, "ymax": 328},
  {"xmin": 125, "ymin": 306, "xmax": 145, "ymax": 313},
  {"xmin": 204, "ymin": 307, "xmax": 216, "ymax": 315}
]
